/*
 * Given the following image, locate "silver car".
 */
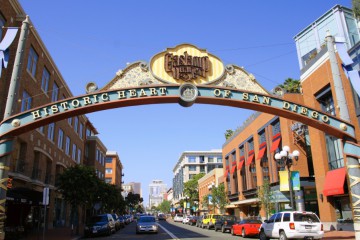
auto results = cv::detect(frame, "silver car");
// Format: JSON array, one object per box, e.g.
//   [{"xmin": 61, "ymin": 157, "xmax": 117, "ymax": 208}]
[{"xmin": 136, "ymin": 216, "xmax": 158, "ymax": 234}]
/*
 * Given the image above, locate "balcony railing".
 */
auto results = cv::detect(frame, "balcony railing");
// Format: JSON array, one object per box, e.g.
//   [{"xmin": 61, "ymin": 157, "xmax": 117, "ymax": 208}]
[
  {"xmin": 227, "ymin": 192, "xmax": 239, "ymax": 201},
  {"xmin": 31, "ymin": 168, "xmax": 42, "ymax": 181}
]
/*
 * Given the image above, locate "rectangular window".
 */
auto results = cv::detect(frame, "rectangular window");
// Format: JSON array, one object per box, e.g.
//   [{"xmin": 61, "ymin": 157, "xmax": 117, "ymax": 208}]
[
  {"xmin": 188, "ymin": 165, "xmax": 197, "ymax": 171},
  {"xmin": 105, "ymin": 168, "xmax": 113, "ymax": 174},
  {"xmin": 200, "ymin": 165, "xmax": 205, "ymax": 173},
  {"xmin": 86, "ymin": 128, "xmax": 91, "ymax": 138},
  {"xmin": 27, "ymin": 46, "xmax": 38, "ymax": 77},
  {"xmin": 21, "ymin": 90, "xmax": 32, "ymax": 111},
  {"xmin": 248, "ymin": 139, "xmax": 254, "ymax": 151},
  {"xmin": 105, "ymin": 178, "xmax": 112, "ymax": 183},
  {"xmin": 106, "ymin": 157, "xmax": 112, "ymax": 163},
  {"xmin": 68, "ymin": 117, "xmax": 72, "ymax": 126},
  {"xmin": 47, "ymin": 123, "xmax": 55, "ymax": 141},
  {"xmin": 259, "ymin": 129, "xmax": 266, "ymax": 144},
  {"xmin": 74, "ymin": 117, "xmax": 79, "ymax": 133},
  {"xmin": 52, "ymin": 82, "xmax": 59, "ymax": 102},
  {"xmin": 77, "ymin": 149, "xmax": 81, "ymax": 164},
  {"xmin": 272, "ymin": 119, "xmax": 281, "ymax": 136},
  {"xmin": 79, "ymin": 123, "xmax": 84, "ymax": 139},
  {"xmin": 57, "ymin": 128, "xmax": 64, "ymax": 149},
  {"xmin": 41, "ymin": 68, "xmax": 50, "ymax": 93},
  {"xmin": 96, "ymin": 149, "xmax": 99, "ymax": 161},
  {"xmin": 208, "ymin": 156, "xmax": 214, "ymax": 163},
  {"xmin": 0, "ymin": 14, "xmax": 5, "ymax": 39},
  {"xmin": 72, "ymin": 144, "xmax": 77, "ymax": 160},
  {"xmin": 38, "ymin": 126, "xmax": 44, "ymax": 134},
  {"xmin": 217, "ymin": 157, "xmax": 222, "ymax": 163},
  {"xmin": 188, "ymin": 156, "xmax": 196, "ymax": 163},
  {"xmin": 225, "ymin": 156, "xmax": 229, "ymax": 166},
  {"xmin": 65, "ymin": 136, "xmax": 70, "ymax": 155}
]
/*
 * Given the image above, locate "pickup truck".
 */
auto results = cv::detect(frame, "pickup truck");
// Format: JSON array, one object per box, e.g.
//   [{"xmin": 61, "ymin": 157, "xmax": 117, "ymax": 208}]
[{"xmin": 202, "ymin": 214, "xmax": 222, "ymax": 229}]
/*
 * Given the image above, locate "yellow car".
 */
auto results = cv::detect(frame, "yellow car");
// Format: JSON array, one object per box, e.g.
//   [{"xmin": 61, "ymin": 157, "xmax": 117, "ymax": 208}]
[{"xmin": 202, "ymin": 214, "xmax": 222, "ymax": 229}]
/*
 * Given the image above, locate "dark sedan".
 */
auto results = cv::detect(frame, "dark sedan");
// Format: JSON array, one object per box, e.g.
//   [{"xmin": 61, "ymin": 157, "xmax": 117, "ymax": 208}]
[
  {"xmin": 214, "ymin": 215, "xmax": 237, "ymax": 233},
  {"xmin": 84, "ymin": 214, "xmax": 116, "ymax": 237}
]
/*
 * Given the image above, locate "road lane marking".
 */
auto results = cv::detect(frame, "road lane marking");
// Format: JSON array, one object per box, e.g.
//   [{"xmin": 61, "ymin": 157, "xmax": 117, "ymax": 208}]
[{"xmin": 158, "ymin": 223, "xmax": 180, "ymax": 239}]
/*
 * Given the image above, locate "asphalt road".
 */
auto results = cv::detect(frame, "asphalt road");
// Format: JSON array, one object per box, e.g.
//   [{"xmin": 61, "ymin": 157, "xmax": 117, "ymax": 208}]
[{"xmin": 84, "ymin": 219, "xmax": 259, "ymax": 239}]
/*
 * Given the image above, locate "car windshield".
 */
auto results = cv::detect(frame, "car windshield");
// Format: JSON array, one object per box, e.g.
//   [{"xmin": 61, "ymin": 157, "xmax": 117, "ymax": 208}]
[
  {"xmin": 176, "ymin": 214, "xmax": 183, "ymax": 217},
  {"xmin": 294, "ymin": 213, "xmax": 320, "ymax": 222},
  {"xmin": 90, "ymin": 215, "xmax": 107, "ymax": 223},
  {"xmin": 111, "ymin": 214, "xmax": 117, "ymax": 220},
  {"xmin": 138, "ymin": 217, "xmax": 155, "ymax": 223}
]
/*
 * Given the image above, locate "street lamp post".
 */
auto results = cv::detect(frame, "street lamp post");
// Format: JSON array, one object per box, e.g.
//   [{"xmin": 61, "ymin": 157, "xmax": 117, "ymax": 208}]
[{"xmin": 274, "ymin": 146, "xmax": 300, "ymax": 211}]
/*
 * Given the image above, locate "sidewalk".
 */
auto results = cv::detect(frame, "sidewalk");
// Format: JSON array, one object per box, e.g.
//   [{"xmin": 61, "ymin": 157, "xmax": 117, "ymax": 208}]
[
  {"xmin": 20, "ymin": 227, "xmax": 81, "ymax": 240},
  {"xmin": 323, "ymin": 230, "xmax": 355, "ymax": 240}
]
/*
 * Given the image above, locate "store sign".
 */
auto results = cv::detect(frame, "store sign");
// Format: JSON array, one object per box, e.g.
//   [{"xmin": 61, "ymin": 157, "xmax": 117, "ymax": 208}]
[{"xmin": 164, "ymin": 51, "xmax": 210, "ymax": 81}]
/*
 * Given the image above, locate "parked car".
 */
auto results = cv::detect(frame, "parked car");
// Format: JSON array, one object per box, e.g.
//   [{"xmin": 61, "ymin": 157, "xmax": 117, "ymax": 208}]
[
  {"xmin": 117, "ymin": 215, "xmax": 125, "ymax": 228},
  {"xmin": 214, "ymin": 215, "xmax": 237, "ymax": 233},
  {"xmin": 174, "ymin": 214, "xmax": 184, "ymax": 223},
  {"xmin": 259, "ymin": 211, "xmax": 324, "ymax": 240},
  {"xmin": 202, "ymin": 214, "xmax": 222, "ymax": 229},
  {"xmin": 231, "ymin": 218, "xmax": 262, "ymax": 237},
  {"xmin": 196, "ymin": 215, "xmax": 204, "ymax": 227},
  {"xmin": 111, "ymin": 213, "xmax": 121, "ymax": 231},
  {"xmin": 135, "ymin": 216, "xmax": 158, "ymax": 234},
  {"xmin": 189, "ymin": 216, "xmax": 198, "ymax": 226},
  {"xmin": 84, "ymin": 214, "xmax": 116, "ymax": 237},
  {"xmin": 158, "ymin": 213, "xmax": 167, "ymax": 221},
  {"xmin": 182, "ymin": 215, "xmax": 191, "ymax": 224}
]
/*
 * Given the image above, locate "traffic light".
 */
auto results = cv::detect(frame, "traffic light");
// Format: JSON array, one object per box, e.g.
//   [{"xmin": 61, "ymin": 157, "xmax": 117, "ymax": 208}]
[{"xmin": 7, "ymin": 177, "xmax": 13, "ymax": 189}]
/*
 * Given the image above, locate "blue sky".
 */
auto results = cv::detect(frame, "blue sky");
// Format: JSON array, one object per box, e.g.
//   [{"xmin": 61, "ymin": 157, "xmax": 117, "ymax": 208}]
[{"xmin": 18, "ymin": 0, "xmax": 351, "ymax": 206}]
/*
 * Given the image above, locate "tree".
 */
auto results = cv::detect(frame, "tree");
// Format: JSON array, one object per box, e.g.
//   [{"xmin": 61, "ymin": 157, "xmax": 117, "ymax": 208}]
[
  {"xmin": 125, "ymin": 192, "xmax": 143, "ymax": 213},
  {"xmin": 257, "ymin": 179, "xmax": 275, "ymax": 219},
  {"xmin": 211, "ymin": 183, "xmax": 228, "ymax": 214},
  {"xmin": 201, "ymin": 194, "xmax": 210, "ymax": 211},
  {"xmin": 158, "ymin": 200, "xmax": 171, "ymax": 214},
  {"xmin": 183, "ymin": 173, "xmax": 205, "ymax": 207},
  {"xmin": 225, "ymin": 129, "xmax": 234, "ymax": 139},
  {"xmin": 278, "ymin": 78, "xmax": 301, "ymax": 93},
  {"xmin": 353, "ymin": 0, "xmax": 360, "ymax": 20}
]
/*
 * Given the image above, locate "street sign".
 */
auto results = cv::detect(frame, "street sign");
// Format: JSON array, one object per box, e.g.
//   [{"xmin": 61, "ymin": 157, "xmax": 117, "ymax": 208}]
[{"xmin": 42, "ymin": 187, "xmax": 49, "ymax": 205}]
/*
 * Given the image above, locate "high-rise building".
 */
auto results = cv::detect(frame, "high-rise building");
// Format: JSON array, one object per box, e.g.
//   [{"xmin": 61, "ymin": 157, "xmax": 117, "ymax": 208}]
[
  {"xmin": 148, "ymin": 180, "xmax": 167, "ymax": 208},
  {"xmin": 172, "ymin": 150, "xmax": 223, "ymax": 202}
]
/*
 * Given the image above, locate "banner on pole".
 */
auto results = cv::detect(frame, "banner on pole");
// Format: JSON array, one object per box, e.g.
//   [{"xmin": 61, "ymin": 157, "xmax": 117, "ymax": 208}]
[{"xmin": 279, "ymin": 171, "xmax": 300, "ymax": 191}]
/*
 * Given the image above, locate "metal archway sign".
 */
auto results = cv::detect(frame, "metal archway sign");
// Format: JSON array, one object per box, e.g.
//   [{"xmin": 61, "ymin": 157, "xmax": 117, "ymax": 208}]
[{"xmin": 1, "ymin": 43, "xmax": 360, "ymax": 239}]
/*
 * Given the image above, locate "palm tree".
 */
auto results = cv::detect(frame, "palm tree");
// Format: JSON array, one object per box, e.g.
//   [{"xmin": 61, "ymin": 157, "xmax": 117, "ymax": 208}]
[{"xmin": 278, "ymin": 78, "xmax": 301, "ymax": 93}]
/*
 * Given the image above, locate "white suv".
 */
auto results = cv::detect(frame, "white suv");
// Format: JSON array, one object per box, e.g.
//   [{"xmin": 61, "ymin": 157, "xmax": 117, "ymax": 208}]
[{"xmin": 259, "ymin": 211, "xmax": 324, "ymax": 240}]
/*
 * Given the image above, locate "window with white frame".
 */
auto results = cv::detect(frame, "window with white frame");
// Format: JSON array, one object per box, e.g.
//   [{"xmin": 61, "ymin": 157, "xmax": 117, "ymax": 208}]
[
  {"xmin": 105, "ymin": 168, "xmax": 113, "ymax": 174},
  {"xmin": 41, "ymin": 68, "xmax": 50, "ymax": 93},
  {"xmin": 57, "ymin": 128, "xmax": 64, "ymax": 149},
  {"xmin": 74, "ymin": 117, "xmax": 79, "ymax": 132},
  {"xmin": 79, "ymin": 123, "xmax": 83, "ymax": 139},
  {"xmin": 65, "ymin": 136, "xmax": 70, "ymax": 155},
  {"xmin": 188, "ymin": 156, "xmax": 196, "ymax": 163},
  {"xmin": 47, "ymin": 123, "xmax": 55, "ymax": 141},
  {"xmin": 21, "ymin": 90, "xmax": 32, "ymax": 111},
  {"xmin": 188, "ymin": 165, "xmax": 197, "ymax": 171},
  {"xmin": 27, "ymin": 46, "xmax": 38, "ymax": 77},
  {"xmin": 51, "ymin": 82, "xmax": 59, "ymax": 102},
  {"xmin": 77, "ymin": 149, "xmax": 81, "ymax": 164},
  {"xmin": 72, "ymin": 144, "xmax": 76, "ymax": 160}
]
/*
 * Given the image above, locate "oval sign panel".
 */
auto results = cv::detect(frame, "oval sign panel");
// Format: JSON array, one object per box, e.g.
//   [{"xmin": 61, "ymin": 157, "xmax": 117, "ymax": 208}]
[{"xmin": 150, "ymin": 43, "xmax": 225, "ymax": 85}]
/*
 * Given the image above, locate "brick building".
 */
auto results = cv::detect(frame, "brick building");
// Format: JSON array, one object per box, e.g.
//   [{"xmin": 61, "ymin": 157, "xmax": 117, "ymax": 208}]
[{"xmin": 0, "ymin": 0, "xmax": 109, "ymax": 234}]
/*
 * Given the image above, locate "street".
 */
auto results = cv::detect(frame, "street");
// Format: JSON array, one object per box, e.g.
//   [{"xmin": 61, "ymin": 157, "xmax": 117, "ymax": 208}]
[{"xmin": 84, "ymin": 219, "xmax": 258, "ymax": 239}]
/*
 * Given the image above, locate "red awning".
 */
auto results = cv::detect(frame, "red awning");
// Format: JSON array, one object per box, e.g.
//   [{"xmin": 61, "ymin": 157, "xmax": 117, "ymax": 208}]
[
  {"xmin": 257, "ymin": 146, "xmax": 267, "ymax": 160},
  {"xmin": 246, "ymin": 154, "xmax": 255, "ymax": 166},
  {"xmin": 323, "ymin": 168, "xmax": 347, "ymax": 197},
  {"xmin": 238, "ymin": 160, "xmax": 245, "ymax": 170},
  {"xmin": 231, "ymin": 165, "xmax": 237, "ymax": 174},
  {"xmin": 270, "ymin": 137, "xmax": 281, "ymax": 153}
]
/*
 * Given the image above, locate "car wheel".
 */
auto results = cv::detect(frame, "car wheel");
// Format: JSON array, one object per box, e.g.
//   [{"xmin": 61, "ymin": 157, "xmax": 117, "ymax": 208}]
[
  {"xmin": 259, "ymin": 230, "xmax": 269, "ymax": 240},
  {"xmin": 242, "ymin": 228, "xmax": 246, "ymax": 238},
  {"xmin": 221, "ymin": 226, "xmax": 225, "ymax": 233},
  {"xmin": 279, "ymin": 231, "xmax": 288, "ymax": 240},
  {"xmin": 231, "ymin": 227, "xmax": 235, "ymax": 235}
]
